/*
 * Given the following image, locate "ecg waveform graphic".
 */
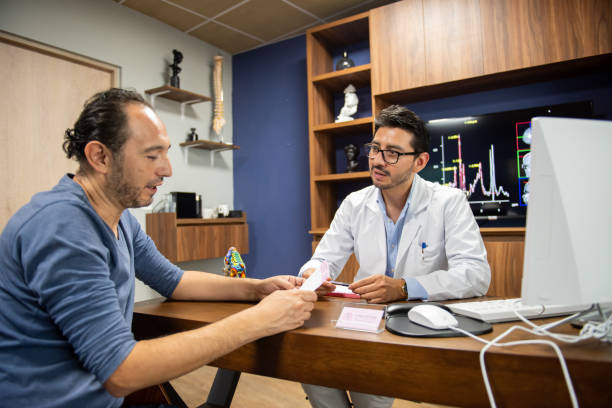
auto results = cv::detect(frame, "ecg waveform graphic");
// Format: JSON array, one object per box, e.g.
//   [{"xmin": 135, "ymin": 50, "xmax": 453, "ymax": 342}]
[{"xmin": 438, "ymin": 133, "xmax": 509, "ymax": 204}]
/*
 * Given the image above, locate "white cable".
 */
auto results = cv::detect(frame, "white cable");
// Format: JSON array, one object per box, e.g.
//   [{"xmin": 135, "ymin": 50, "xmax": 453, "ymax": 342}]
[
  {"xmin": 451, "ymin": 310, "xmax": 612, "ymax": 407},
  {"xmin": 451, "ymin": 324, "xmax": 580, "ymax": 408}
]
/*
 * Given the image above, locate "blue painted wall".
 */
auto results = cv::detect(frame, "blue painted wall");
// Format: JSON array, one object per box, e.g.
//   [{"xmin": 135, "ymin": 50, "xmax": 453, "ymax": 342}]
[
  {"xmin": 234, "ymin": 33, "xmax": 612, "ymax": 279},
  {"xmin": 233, "ymin": 36, "xmax": 311, "ymax": 279}
]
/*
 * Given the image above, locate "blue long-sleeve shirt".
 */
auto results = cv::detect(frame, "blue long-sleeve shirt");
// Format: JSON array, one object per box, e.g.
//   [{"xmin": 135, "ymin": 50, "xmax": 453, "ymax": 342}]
[{"xmin": 0, "ymin": 175, "xmax": 183, "ymax": 407}]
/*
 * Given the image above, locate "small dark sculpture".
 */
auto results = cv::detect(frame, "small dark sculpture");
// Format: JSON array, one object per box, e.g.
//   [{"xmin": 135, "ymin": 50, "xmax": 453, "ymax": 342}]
[
  {"xmin": 169, "ymin": 49, "xmax": 183, "ymax": 88},
  {"xmin": 344, "ymin": 144, "xmax": 360, "ymax": 173},
  {"xmin": 187, "ymin": 127, "xmax": 198, "ymax": 141}
]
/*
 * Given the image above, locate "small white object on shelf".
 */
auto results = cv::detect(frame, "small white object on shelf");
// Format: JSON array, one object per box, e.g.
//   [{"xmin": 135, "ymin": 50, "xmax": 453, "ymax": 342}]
[{"xmin": 335, "ymin": 84, "xmax": 358, "ymax": 123}]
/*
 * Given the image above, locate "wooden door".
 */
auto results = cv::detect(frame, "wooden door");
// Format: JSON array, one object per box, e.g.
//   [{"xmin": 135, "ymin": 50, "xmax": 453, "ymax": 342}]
[{"xmin": 0, "ymin": 32, "xmax": 119, "ymax": 230}]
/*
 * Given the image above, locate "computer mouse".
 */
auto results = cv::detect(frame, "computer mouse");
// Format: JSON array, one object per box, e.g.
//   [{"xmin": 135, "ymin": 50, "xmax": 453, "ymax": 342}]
[{"xmin": 408, "ymin": 304, "xmax": 459, "ymax": 330}]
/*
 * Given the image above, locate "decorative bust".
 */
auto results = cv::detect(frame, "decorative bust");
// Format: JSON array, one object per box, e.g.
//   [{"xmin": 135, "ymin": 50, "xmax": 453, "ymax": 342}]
[
  {"xmin": 344, "ymin": 144, "xmax": 360, "ymax": 173},
  {"xmin": 169, "ymin": 49, "xmax": 183, "ymax": 88},
  {"xmin": 187, "ymin": 127, "xmax": 198, "ymax": 141},
  {"xmin": 335, "ymin": 84, "xmax": 358, "ymax": 123}
]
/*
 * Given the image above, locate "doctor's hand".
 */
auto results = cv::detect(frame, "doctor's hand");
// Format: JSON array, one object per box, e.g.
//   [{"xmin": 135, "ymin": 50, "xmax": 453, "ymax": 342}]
[
  {"xmin": 255, "ymin": 275, "xmax": 305, "ymax": 300},
  {"xmin": 349, "ymin": 275, "xmax": 404, "ymax": 304},
  {"xmin": 301, "ymin": 268, "xmax": 336, "ymax": 296}
]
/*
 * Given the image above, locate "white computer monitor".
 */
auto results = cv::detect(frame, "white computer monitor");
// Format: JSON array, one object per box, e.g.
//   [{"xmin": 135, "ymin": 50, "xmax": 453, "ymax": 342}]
[{"xmin": 521, "ymin": 117, "xmax": 612, "ymax": 306}]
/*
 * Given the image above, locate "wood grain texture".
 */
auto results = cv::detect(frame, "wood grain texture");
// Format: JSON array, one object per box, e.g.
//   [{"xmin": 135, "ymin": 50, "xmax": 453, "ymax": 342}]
[
  {"xmin": 370, "ymin": 0, "xmax": 426, "ymax": 94},
  {"xmin": 146, "ymin": 213, "xmax": 178, "ymax": 262},
  {"xmin": 146, "ymin": 213, "xmax": 249, "ymax": 263},
  {"xmin": 312, "ymin": 64, "xmax": 371, "ymax": 92},
  {"xmin": 480, "ymin": 0, "xmax": 549, "ymax": 73},
  {"xmin": 176, "ymin": 223, "xmax": 248, "ymax": 262},
  {"xmin": 484, "ymin": 234, "xmax": 525, "ymax": 297},
  {"xmin": 480, "ymin": 0, "xmax": 611, "ymax": 74},
  {"xmin": 134, "ymin": 299, "xmax": 612, "ymax": 407},
  {"xmin": 309, "ymin": 12, "xmax": 370, "ymax": 51},
  {"xmin": 423, "ymin": 0, "xmax": 484, "ymax": 84}
]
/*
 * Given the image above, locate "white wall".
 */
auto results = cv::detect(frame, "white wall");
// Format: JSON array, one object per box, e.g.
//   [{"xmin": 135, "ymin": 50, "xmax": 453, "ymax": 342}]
[{"xmin": 1, "ymin": 0, "xmax": 233, "ymax": 300}]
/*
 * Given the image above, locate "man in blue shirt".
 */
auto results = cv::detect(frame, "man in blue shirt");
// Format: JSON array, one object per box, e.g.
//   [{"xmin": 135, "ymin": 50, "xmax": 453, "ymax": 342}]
[
  {"xmin": 0, "ymin": 88, "xmax": 317, "ymax": 407},
  {"xmin": 299, "ymin": 105, "xmax": 490, "ymax": 408}
]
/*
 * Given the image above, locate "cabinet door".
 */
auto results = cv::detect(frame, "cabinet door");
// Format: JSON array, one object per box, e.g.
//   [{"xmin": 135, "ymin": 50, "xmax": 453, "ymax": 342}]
[
  {"xmin": 370, "ymin": 0, "xmax": 426, "ymax": 94},
  {"xmin": 481, "ymin": 0, "xmax": 612, "ymax": 74},
  {"xmin": 423, "ymin": 0, "xmax": 484, "ymax": 84}
]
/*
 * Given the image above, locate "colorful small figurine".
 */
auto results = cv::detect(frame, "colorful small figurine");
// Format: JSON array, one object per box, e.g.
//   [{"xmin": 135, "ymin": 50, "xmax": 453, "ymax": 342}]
[{"xmin": 224, "ymin": 246, "xmax": 246, "ymax": 278}]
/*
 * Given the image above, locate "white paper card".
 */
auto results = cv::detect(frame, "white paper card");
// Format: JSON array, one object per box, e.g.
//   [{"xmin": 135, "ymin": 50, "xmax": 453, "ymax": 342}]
[
  {"xmin": 300, "ymin": 269, "xmax": 323, "ymax": 291},
  {"xmin": 335, "ymin": 306, "xmax": 384, "ymax": 333},
  {"xmin": 300, "ymin": 261, "xmax": 329, "ymax": 292}
]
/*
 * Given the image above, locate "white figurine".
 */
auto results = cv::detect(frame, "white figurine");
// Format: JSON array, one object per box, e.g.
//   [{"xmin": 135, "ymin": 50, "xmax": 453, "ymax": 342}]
[{"xmin": 335, "ymin": 84, "xmax": 358, "ymax": 123}]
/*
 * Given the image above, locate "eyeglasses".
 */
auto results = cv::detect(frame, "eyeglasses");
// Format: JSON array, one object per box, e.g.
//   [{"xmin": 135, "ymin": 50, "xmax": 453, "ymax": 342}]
[{"xmin": 365, "ymin": 143, "xmax": 420, "ymax": 165}]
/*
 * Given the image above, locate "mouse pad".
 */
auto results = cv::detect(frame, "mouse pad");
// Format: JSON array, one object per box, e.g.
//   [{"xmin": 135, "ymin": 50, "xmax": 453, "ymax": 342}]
[{"xmin": 385, "ymin": 303, "xmax": 492, "ymax": 338}]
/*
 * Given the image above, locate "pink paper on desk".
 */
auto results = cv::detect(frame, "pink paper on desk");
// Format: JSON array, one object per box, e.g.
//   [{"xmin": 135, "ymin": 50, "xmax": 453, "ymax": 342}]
[
  {"xmin": 336, "ymin": 306, "xmax": 384, "ymax": 332},
  {"xmin": 328, "ymin": 285, "xmax": 360, "ymax": 299}
]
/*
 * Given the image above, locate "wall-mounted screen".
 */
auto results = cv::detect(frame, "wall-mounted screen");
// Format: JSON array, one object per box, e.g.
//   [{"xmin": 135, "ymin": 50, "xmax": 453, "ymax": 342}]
[{"xmin": 420, "ymin": 101, "xmax": 593, "ymax": 223}]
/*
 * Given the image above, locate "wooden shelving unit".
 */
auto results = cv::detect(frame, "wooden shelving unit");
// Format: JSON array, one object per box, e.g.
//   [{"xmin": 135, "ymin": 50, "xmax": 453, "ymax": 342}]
[
  {"xmin": 312, "ymin": 64, "xmax": 371, "ymax": 92},
  {"xmin": 313, "ymin": 117, "xmax": 373, "ymax": 136},
  {"xmin": 145, "ymin": 85, "xmax": 211, "ymax": 119},
  {"xmin": 306, "ymin": 12, "xmax": 372, "ymax": 283},
  {"xmin": 306, "ymin": 0, "xmax": 611, "ymax": 293}
]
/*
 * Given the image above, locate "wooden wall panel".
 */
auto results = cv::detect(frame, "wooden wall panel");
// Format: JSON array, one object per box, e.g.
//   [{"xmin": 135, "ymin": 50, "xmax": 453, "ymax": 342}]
[
  {"xmin": 423, "ymin": 0, "xmax": 484, "ymax": 84},
  {"xmin": 0, "ymin": 32, "xmax": 119, "ymax": 230},
  {"xmin": 370, "ymin": 0, "xmax": 426, "ymax": 94}
]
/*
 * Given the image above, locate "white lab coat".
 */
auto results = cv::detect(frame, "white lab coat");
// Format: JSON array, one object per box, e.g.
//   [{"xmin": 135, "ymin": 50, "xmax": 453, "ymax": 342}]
[{"xmin": 299, "ymin": 174, "xmax": 491, "ymax": 301}]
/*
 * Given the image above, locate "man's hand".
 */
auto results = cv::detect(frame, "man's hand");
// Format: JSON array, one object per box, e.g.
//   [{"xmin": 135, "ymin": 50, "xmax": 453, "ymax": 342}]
[
  {"xmin": 301, "ymin": 267, "xmax": 336, "ymax": 296},
  {"xmin": 254, "ymin": 275, "xmax": 304, "ymax": 300},
  {"xmin": 252, "ymin": 289, "xmax": 317, "ymax": 336},
  {"xmin": 349, "ymin": 275, "xmax": 404, "ymax": 303}
]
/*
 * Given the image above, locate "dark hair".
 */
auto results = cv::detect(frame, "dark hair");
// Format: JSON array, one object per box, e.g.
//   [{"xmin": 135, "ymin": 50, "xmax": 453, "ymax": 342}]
[
  {"xmin": 63, "ymin": 88, "xmax": 150, "ymax": 169},
  {"xmin": 374, "ymin": 105, "xmax": 429, "ymax": 154}
]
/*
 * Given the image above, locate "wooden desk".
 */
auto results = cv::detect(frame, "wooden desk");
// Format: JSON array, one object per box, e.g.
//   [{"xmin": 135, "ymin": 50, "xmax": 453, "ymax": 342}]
[{"xmin": 133, "ymin": 298, "xmax": 612, "ymax": 408}]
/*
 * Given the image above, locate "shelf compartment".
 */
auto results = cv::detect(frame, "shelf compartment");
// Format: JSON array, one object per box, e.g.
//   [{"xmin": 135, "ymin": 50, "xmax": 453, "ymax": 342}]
[
  {"xmin": 313, "ymin": 117, "xmax": 373, "ymax": 136},
  {"xmin": 313, "ymin": 171, "xmax": 370, "ymax": 182},
  {"xmin": 310, "ymin": 12, "xmax": 369, "ymax": 49},
  {"xmin": 312, "ymin": 64, "xmax": 371, "ymax": 92}
]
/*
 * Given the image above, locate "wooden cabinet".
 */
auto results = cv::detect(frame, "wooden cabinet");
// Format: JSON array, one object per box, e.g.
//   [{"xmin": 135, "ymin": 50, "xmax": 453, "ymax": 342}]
[
  {"xmin": 146, "ymin": 213, "xmax": 248, "ymax": 263},
  {"xmin": 423, "ymin": 0, "xmax": 484, "ymax": 84},
  {"xmin": 370, "ymin": 0, "xmax": 426, "ymax": 94},
  {"xmin": 481, "ymin": 0, "xmax": 612, "ymax": 74}
]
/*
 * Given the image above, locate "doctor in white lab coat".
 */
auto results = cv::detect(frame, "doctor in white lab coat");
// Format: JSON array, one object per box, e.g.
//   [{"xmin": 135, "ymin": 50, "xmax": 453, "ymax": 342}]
[
  {"xmin": 300, "ymin": 172, "xmax": 490, "ymax": 301},
  {"xmin": 300, "ymin": 105, "xmax": 490, "ymax": 408}
]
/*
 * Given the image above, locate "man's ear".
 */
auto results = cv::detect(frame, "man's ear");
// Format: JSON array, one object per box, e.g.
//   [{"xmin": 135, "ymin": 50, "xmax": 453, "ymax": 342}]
[
  {"xmin": 83, "ymin": 141, "xmax": 113, "ymax": 174},
  {"xmin": 414, "ymin": 152, "xmax": 430, "ymax": 173}
]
